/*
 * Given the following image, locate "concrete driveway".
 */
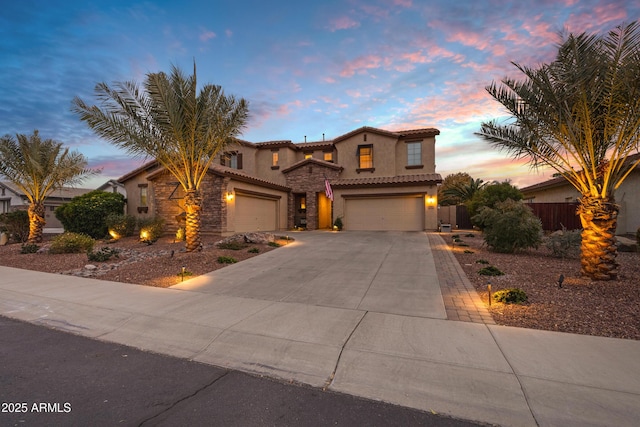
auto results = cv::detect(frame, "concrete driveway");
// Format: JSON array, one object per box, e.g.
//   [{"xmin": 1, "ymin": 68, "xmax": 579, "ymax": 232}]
[{"xmin": 173, "ymin": 231, "xmax": 446, "ymax": 317}]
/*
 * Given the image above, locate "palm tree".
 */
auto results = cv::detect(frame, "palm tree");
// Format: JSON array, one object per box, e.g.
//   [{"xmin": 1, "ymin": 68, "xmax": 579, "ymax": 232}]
[
  {"xmin": 442, "ymin": 177, "xmax": 488, "ymax": 205},
  {"xmin": 72, "ymin": 63, "xmax": 249, "ymax": 252},
  {"xmin": 0, "ymin": 130, "xmax": 95, "ymax": 243},
  {"xmin": 477, "ymin": 22, "xmax": 640, "ymax": 280}
]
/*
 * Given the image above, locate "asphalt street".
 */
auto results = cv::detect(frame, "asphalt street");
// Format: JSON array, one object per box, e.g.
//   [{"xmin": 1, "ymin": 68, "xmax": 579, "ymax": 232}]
[{"xmin": 0, "ymin": 316, "xmax": 483, "ymax": 426}]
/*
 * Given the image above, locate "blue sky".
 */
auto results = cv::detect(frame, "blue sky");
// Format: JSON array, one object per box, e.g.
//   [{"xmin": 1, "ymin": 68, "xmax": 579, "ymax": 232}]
[{"xmin": 1, "ymin": 0, "xmax": 638, "ymax": 189}]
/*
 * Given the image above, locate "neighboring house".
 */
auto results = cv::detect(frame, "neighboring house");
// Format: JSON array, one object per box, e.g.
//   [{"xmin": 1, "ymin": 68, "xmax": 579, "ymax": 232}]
[
  {"xmin": 97, "ymin": 179, "xmax": 127, "ymax": 197},
  {"xmin": 117, "ymin": 126, "xmax": 442, "ymax": 235},
  {"xmin": 0, "ymin": 181, "xmax": 93, "ymax": 229},
  {"xmin": 520, "ymin": 154, "xmax": 640, "ymax": 235}
]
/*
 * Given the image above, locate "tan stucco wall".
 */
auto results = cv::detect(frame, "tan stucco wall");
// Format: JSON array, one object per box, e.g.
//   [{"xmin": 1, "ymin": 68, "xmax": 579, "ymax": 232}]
[
  {"xmin": 394, "ymin": 136, "xmax": 437, "ymax": 175},
  {"xmin": 335, "ymin": 132, "xmax": 398, "ymax": 179}
]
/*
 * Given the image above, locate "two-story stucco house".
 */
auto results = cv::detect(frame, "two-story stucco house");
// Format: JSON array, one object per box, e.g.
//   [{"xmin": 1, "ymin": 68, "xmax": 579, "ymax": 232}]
[{"xmin": 117, "ymin": 126, "xmax": 442, "ymax": 235}]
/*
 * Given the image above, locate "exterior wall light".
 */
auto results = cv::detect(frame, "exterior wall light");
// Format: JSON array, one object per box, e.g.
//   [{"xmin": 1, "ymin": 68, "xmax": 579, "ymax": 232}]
[{"xmin": 226, "ymin": 192, "xmax": 234, "ymax": 201}]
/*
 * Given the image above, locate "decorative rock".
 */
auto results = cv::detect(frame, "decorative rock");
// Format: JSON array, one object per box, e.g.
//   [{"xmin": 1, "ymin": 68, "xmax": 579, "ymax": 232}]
[
  {"xmin": 84, "ymin": 264, "xmax": 98, "ymax": 270},
  {"xmin": 0, "ymin": 232, "xmax": 7, "ymax": 246},
  {"xmin": 216, "ymin": 232, "xmax": 275, "ymax": 246},
  {"xmin": 616, "ymin": 236, "xmax": 638, "ymax": 252}
]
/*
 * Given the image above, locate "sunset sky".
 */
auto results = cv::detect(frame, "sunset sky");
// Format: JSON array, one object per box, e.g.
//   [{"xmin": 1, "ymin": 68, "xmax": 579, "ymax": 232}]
[{"xmin": 1, "ymin": 0, "xmax": 638, "ymax": 189}]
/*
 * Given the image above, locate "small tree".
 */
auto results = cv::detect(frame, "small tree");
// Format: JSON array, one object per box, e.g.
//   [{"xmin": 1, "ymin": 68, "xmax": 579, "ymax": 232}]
[
  {"xmin": 0, "ymin": 131, "xmax": 96, "ymax": 243},
  {"xmin": 473, "ymin": 199, "xmax": 542, "ymax": 253},
  {"xmin": 0, "ymin": 210, "xmax": 30, "ymax": 243},
  {"xmin": 55, "ymin": 190, "xmax": 125, "ymax": 238},
  {"xmin": 468, "ymin": 181, "xmax": 523, "ymax": 223}
]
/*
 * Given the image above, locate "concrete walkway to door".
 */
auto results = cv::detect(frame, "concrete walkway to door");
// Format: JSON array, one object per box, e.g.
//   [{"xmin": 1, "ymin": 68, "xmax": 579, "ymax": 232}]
[{"xmin": 1, "ymin": 231, "xmax": 639, "ymax": 426}]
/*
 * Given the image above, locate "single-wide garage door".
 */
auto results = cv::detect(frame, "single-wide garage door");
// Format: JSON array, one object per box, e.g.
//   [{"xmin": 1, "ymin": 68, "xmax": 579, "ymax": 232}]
[
  {"xmin": 235, "ymin": 195, "xmax": 277, "ymax": 232},
  {"xmin": 345, "ymin": 196, "xmax": 423, "ymax": 231}
]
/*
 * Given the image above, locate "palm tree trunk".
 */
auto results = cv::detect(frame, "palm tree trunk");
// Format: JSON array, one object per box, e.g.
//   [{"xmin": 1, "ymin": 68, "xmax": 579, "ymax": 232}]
[
  {"xmin": 184, "ymin": 189, "xmax": 203, "ymax": 252},
  {"xmin": 577, "ymin": 196, "xmax": 618, "ymax": 280},
  {"xmin": 28, "ymin": 202, "xmax": 46, "ymax": 243}
]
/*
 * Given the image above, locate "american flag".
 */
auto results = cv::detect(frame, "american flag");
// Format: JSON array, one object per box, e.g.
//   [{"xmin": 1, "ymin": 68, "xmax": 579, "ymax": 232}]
[{"xmin": 324, "ymin": 177, "xmax": 333, "ymax": 201}]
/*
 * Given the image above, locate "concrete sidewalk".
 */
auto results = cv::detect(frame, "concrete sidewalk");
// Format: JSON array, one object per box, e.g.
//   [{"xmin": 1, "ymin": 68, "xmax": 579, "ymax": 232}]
[{"xmin": 1, "ymin": 231, "xmax": 639, "ymax": 426}]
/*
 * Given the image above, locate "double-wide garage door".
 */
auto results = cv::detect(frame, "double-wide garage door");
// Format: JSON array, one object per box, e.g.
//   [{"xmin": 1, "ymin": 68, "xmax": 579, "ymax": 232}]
[
  {"xmin": 235, "ymin": 195, "xmax": 277, "ymax": 232},
  {"xmin": 345, "ymin": 196, "xmax": 424, "ymax": 231}
]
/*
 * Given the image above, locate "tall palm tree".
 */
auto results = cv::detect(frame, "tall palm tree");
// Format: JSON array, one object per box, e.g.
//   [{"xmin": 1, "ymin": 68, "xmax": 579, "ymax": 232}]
[
  {"xmin": 0, "ymin": 130, "xmax": 95, "ymax": 243},
  {"xmin": 477, "ymin": 22, "xmax": 640, "ymax": 280},
  {"xmin": 72, "ymin": 63, "xmax": 249, "ymax": 252}
]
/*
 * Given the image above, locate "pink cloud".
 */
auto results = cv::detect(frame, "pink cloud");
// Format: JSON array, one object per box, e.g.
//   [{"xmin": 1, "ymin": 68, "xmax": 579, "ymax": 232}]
[
  {"xmin": 328, "ymin": 16, "xmax": 360, "ymax": 32},
  {"xmin": 339, "ymin": 54, "xmax": 383, "ymax": 77},
  {"xmin": 199, "ymin": 30, "xmax": 216, "ymax": 42}
]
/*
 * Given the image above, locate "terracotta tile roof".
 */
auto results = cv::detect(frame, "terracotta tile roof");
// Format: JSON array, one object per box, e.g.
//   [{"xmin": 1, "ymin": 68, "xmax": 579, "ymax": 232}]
[
  {"xmin": 281, "ymin": 158, "xmax": 343, "ymax": 174},
  {"xmin": 331, "ymin": 173, "xmax": 442, "ymax": 188},
  {"xmin": 208, "ymin": 165, "xmax": 290, "ymax": 191},
  {"xmin": 393, "ymin": 128, "xmax": 440, "ymax": 138},
  {"xmin": 254, "ymin": 140, "xmax": 295, "ymax": 149},
  {"xmin": 295, "ymin": 141, "xmax": 334, "ymax": 149}
]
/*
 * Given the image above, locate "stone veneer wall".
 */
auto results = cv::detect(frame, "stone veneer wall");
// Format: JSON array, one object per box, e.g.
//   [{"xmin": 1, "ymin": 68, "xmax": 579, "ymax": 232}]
[
  {"xmin": 285, "ymin": 164, "xmax": 341, "ymax": 230},
  {"xmin": 152, "ymin": 172, "xmax": 227, "ymax": 235}
]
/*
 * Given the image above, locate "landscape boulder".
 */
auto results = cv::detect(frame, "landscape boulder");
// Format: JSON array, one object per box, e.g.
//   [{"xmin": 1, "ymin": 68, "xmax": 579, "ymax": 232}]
[{"xmin": 616, "ymin": 236, "xmax": 638, "ymax": 252}]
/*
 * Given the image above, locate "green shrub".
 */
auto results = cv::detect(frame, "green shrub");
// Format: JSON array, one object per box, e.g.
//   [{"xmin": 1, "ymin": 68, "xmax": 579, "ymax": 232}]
[
  {"xmin": 478, "ymin": 265, "xmax": 504, "ymax": 276},
  {"xmin": 268, "ymin": 241, "xmax": 281, "ymax": 247},
  {"xmin": 55, "ymin": 191, "xmax": 125, "ymax": 239},
  {"xmin": 175, "ymin": 227, "xmax": 186, "ymax": 242},
  {"xmin": 464, "ymin": 249, "xmax": 474, "ymax": 254},
  {"xmin": 20, "ymin": 243, "xmax": 40, "ymax": 254},
  {"xmin": 493, "ymin": 288, "xmax": 528, "ymax": 304},
  {"xmin": 0, "ymin": 210, "xmax": 29, "ymax": 243},
  {"xmin": 473, "ymin": 199, "xmax": 542, "ymax": 253},
  {"xmin": 464, "ymin": 233, "xmax": 475, "ymax": 238},
  {"xmin": 475, "ymin": 259, "xmax": 490, "ymax": 264},
  {"xmin": 217, "ymin": 255, "xmax": 237, "ymax": 264},
  {"xmin": 467, "ymin": 181, "xmax": 523, "ymax": 223},
  {"xmin": 87, "ymin": 247, "xmax": 120, "ymax": 262},
  {"xmin": 248, "ymin": 247, "xmax": 260, "ymax": 253},
  {"xmin": 138, "ymin": 217, "xmax": 165, "ymax": 244},
  {"xmin": 217, "ymin": 241, "xmax": 246, "ymax": 250},
  {"xmin": 333, "ymin": 216, "xmax": 343, "ymax": 231},
  {"xmin": 545, "ymin": 226, "xmax": 582, "ymax": 258},
  {"xmin": 49, "ymin": 232, "xmax": 95, "ymax": 254},
  {"xmin": 105, "ymin": 213, "xmax": 136, "ymax": 238}
]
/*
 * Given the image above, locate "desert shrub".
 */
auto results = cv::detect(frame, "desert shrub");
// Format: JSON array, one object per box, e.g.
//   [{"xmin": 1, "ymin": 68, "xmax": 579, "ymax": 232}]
[
  {"xmin": 87, "ymin": 246, "xmax": 120, "ymax": 262},
  {"xmin": 493, "ymin": 288, "xmax": 528, "ymax": 304},
  {"xmin": 478, "ymin": 265, "xmax": 504, "ymax": 276},
  {"xmin": 248, "ymin": 247, "xmax": 260, "ymax": 253},
  {"xmin": 464, "ymin": 233, "xmax": 475, "ymax": 238},
  {"xmin": 217, "ymin": 241, "xmax": 246, "ymax": 250},
  {"xmin": 464, "ymin": 249, "xmax": 474, "ymax": 254},
  {"xmin": 49, "ymin": 232, "xmax": 94, "ymax": 254},
  {"xmin": 217, "ymin": 255, "xmax": 237, "ymax": 264},
  {"xmin": 105, "ymin": 213, "xmax": 136, "ymax": 239},
  {"xmin": 475, "ymin": 259, "xmax": 490, "ymax": 264},
  {"xmin": 175, "ymin": 227, "xmax": 186, "ymax": 242},
  {"xmin": 20, "ymin": 243, "xmax": 40, "ymax": 254},
  {"xmin": 473, "ymin": 199, "xmax": 542, "ymax": 253},
  {"xmin": 268, "ymin": 241, "xmax": 281, "ymax": 247},
  {"xmin": 55, "ymin": 191, "xmax": 125, "ymax": 239},
  {"xmin": 0, "ymin": 210, "xmax": 29, "ymax": 242},
  {"xmin": 545, "ymin": 226, "xmax": 582, "ymax": 258},
  {"xmin": 138, "ymin": 217, "xmax": 165, "ymax": 244}
]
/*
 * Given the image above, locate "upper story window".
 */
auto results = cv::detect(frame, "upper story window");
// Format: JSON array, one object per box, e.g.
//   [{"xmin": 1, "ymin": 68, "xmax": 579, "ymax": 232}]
[
  {"xmin": 272, "ymin": 152, "xmax": 279, "ymax": 166},
  {"xmin": 221, "ymin": 151, "xmax": 243, "ymax": 169},
  {"xmin": 357, "ymin": 144, "xmax": 374, "ymax": 171},
  {"xmin": 406, "ymin": 141, "xmax": 422, "ymax": 167},
  {"xmin": 304, "ymin": 152, "xmax": 313, "ymax": 159},
  {"xmin": 323, "ymin": 151, "xmax": 333, "ymax": 162}
]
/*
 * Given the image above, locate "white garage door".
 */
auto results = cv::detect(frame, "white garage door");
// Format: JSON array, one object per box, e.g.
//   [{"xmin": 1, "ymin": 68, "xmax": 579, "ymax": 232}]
[
  {"xmin": 345, "ymin": 196, "xmax": 424, "ymax": 231},
  {"xmin": 235, "ymin": 195, "xmax": 277, "ymax": 232}
]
